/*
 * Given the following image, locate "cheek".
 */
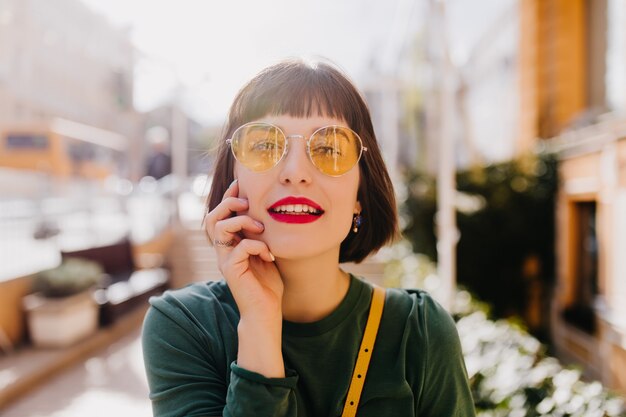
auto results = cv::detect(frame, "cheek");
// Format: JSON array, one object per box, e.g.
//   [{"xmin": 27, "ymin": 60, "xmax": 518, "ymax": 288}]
[
  {"xmin": 329, "ymin": 178, "xmax": 360, "ymax": 220},
  {"xmin": 234, "ymin": 165, "xmax": 254, "ymax": 199},
  {"xmin": 232, "ymin": 167, "xmax": 249, "ymax": 212},
  {"xmin": 234, "ymin": 172, "xmax": 268, "ymax": 216}
]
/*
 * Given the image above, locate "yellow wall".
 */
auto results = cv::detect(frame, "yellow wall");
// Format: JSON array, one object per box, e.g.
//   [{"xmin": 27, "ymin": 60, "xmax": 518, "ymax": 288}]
[
  {"xmin": 0, "ymin": 276, "xmax": 34, "ymax": 350},
  {"xmin": 551, "ymin": 0, "xmax": 586, "ymax": 130},
  {"xmin": 518, "ymin": 0, "xmax": 539, "ymax": 153},
  {"xmin": 520, "ymin": 0, "xmax": 626, "ymax": 396},
  {"xmin": 519, "ymin": 0, "xmax": 587, "ymax": 141}
]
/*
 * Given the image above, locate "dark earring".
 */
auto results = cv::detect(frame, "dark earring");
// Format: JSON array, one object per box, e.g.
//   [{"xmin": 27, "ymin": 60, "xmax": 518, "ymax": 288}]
[{"xmin": 352, "ymin": 213, "xmax": 362, "ymax": 233}]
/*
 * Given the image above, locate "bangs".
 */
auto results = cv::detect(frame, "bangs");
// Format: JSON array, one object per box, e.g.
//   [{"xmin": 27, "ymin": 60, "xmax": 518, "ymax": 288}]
[{"xmin": 230, "ymin": 60, "xmax": 363, "ymax": 127}]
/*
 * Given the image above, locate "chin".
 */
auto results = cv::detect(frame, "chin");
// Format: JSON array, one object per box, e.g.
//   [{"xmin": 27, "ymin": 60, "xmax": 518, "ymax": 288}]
[
  {"xmin": 265, "ymin": 238, "xmax": 317, "ymax": 258},
  {"xmin": 266, "ymin": 236, "xmax": 346, "ymax": 262}
]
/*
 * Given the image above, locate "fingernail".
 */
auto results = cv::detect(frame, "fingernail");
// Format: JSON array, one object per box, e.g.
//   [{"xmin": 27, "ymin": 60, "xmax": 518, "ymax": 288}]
[
  {"xmin": 229, "ymin": 179, "xmax": 238, "ymax": 188},
  {"xmin": 254, "ymin": 221, "xmax": 264, "ymax": 229},
  {"xmin": 239, "ymin": 198, "xmax": 249, "ymax": 204},
  {"xmin": 269, "ymin": 252, "xmax": 275, "ymax": 262}
]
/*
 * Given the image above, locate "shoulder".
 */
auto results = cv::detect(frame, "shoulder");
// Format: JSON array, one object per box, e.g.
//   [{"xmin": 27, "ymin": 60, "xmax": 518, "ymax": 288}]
[
  {"xmin": 142, "ymin": 281, "xmax": 237, "ymax": 412},
  {"xmin": 149, "ymin": 279, "xmax": 236, "ymax": 316},
  {"xmin": 383, "ymin": 287, "xmax": 453, "ymax": 326},
  {"xmin": 381, "ymin": 287, "xmax": 460, "ymax": 352},
  {"xmin": 143, "ymin": 280, "xmax": 239, "ymax": 342},
  {"xmin": 380, "ymin": 288, "xmax": 472, "ymax": 405}
]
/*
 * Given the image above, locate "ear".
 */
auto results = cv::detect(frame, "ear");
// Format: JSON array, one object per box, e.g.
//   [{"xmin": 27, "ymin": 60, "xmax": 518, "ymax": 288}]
[{"xmin": 354, "ymin": 200, "xmax": 362, "ymax": 214}]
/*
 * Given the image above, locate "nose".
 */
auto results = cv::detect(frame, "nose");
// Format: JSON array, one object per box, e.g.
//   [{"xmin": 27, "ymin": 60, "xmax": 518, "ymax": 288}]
[{"xmin": 278, "ymin": 135, "xmax": 313, "ymax": 184}]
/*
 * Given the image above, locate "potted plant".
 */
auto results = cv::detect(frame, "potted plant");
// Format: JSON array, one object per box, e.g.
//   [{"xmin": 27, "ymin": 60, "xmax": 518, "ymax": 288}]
[{"xmin": 22, "ymin": 258, "xmax": 104, "ymax": 348}]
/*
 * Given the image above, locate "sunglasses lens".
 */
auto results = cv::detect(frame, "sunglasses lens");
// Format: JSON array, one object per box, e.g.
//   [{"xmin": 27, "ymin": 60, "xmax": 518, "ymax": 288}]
[
  {"xmin": 231, "ymin": 123, "xmax": 285, "ymax": 172},
  {"xmin": 309, "ymin": 126, "xmax": 362, "ymax": 176}
]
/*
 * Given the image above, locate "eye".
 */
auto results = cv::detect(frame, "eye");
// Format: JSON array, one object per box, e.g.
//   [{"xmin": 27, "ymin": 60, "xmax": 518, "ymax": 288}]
[
  {"xmin": 311, "ymin": 144, "xmax": 342, "ymax": 157},
  {"xmin": 251, "ymin": 140, "xmax": 280, "ymax": 151}
]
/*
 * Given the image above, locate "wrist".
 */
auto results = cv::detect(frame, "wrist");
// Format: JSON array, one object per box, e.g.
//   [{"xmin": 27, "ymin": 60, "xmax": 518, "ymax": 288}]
[
  {"xmin": 237, "ymin": 318, "xmax": 284, "ymax": 378},
  {"xmin": 239, "ymin": 310, "xmax": 282, "ymax": 327},
  {"xmin": 237, "ymin": 317, "xmax": 282, "ymax": 344}
]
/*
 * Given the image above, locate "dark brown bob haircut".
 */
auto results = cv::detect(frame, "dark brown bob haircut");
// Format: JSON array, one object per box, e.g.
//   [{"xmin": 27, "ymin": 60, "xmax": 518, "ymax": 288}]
[{"xmin": 207, "ymin": 58, "xmax": 398, "ymax": 263}]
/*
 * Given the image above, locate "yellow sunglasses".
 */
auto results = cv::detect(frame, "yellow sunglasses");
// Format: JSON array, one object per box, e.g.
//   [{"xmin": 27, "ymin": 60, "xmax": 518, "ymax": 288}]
[{"xmin": 227, "ymin": 122, "xmax": 367, "ymax": 177}]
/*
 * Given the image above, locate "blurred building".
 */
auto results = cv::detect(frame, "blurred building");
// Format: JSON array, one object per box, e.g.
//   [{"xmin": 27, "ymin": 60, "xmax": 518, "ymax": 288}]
[
  {"xmin": 420, "ymin": 0, "xmax": 521, "ymax": 172},
  {"xmin": 361, "ymin": 76, "xmax": 403, "ymax": 180},
  {"xmin": 142, "ymin": 103, "xmax": 211, "ymax": 178},
  {"xmin": 0, "ymin": 0, "xmax": 153, "ymax": 352},
  {"xmin": 361, "ymin": 0, "xmax": 522, "ymax": 175},
  {"xmin": 421, "ymin": 0, "xmax": 626, "ymax": 394},
  {"xmin": 0, "ymin": 0, "xmax": 142, "ymax": 179},
  {"xmin": 355, "ymin": 0, "xmax": 424, "ymax": 178},
  {"xmin": 360, "ymin": 43, "xmax": 427, "ymax": 179},
  {"xmin": 519, "ymin": 0, "xmax": 626, "ymax": 395}
]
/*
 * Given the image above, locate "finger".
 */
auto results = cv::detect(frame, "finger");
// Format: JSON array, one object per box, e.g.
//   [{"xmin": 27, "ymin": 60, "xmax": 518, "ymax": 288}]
[
  {"xmin": 213, "ymin": 216, "xmax": 264, "ymax": 246},
  {"xmin": 226, "ymin": 239, "xmax": 275, "ymax": 266},
  {"xmin": 222, "ymin": 179, "xmax": 238, "ymax": 201},
  {"xmin": 201, "ymin": 179, "xmax": 238, "ymax": 229},
  {"xmin": 204, "ymin": 196, "xmax": 248, "ymax": 242},
  {"xmin": 208, "ymin": 197, "xmax": 249, "ymax": 223},
  {"xmin": 206, "ymin": 178, "xmax": 240, "ymax": 220}
]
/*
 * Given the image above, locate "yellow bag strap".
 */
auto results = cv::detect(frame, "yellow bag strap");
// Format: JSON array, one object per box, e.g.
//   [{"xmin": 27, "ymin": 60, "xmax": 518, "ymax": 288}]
[{"xmin": 341, "ymin": 285, "xmax": 386, "ymax": 417}]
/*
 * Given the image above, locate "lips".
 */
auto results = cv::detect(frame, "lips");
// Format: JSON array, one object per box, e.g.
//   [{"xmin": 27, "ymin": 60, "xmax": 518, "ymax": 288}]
[{"xmin": 267, "ymin": 196, "xmax": 324, "ymax": 224}]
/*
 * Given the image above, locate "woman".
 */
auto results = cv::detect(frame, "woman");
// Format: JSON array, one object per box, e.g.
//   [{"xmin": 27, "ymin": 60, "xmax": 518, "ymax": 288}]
[{"xmin": 142, "ymin": 58, "xmax": 476, "ymax": 417}]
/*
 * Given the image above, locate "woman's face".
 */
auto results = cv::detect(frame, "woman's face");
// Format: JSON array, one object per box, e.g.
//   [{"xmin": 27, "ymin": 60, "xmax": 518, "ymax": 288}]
[{"xmin": 234, "ymin": 114, "xmax": 361, "ymax": 260}]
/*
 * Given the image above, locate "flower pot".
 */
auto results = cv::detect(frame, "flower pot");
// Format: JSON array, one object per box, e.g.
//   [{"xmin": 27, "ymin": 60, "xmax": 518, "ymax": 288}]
[{"xmin": 22, "ymin": 291, "xmax": 99, "ymax": 348}]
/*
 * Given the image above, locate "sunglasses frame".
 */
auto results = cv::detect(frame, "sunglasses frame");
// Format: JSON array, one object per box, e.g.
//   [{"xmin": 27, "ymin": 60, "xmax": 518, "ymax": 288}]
[{"xmin": 226, "ymin": 122, "xmax": 368, "ymax": 177}]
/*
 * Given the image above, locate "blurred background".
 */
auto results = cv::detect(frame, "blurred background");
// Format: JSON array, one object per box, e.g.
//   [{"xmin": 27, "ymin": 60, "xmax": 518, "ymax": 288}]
[{"xmin": 0, "ymin": 0, "xmax": 625, "ymax": 415}]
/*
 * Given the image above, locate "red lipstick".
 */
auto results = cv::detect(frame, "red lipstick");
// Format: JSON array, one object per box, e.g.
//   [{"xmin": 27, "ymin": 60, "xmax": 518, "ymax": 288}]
[{"xmin": 267, "ymin": 196, "xmax": 324, "ymax": 224}]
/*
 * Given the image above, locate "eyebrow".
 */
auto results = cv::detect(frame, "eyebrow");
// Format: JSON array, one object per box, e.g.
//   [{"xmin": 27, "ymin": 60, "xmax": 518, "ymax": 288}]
[
  {"xmin": 273, "ymin": 124, "xmax": 326, "ymax": 135},
  {"xmin": 273, "ymin": 123, "xmax": 348, "ymax": 134}
]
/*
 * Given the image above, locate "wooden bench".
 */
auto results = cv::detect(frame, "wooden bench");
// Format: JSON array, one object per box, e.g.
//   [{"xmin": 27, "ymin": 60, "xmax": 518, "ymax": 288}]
[{"xmin": 61, "ymin": 238, "xmax": 169, "ymax": 325}]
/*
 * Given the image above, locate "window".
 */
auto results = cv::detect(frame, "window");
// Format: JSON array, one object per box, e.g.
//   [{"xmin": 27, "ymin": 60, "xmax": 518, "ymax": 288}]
[
  {"xmin": 5, "ymin": 133, "xmax": 49, "ymax": 149},
  {"xmin": 562, "ymin": 201, "xmax": 599, "ymax": 334}
]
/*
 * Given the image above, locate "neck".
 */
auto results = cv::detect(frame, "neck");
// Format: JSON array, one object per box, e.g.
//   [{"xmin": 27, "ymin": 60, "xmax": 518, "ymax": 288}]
[{"xmin": 275, "ymin": 249, "xmax": 350, "ymax": 323}]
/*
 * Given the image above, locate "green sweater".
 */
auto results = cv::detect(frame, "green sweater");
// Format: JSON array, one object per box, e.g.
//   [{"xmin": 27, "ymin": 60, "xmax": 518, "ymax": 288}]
[{"xmin": 142, "ymin": 275, "xmax": 476, "ymax": 417}]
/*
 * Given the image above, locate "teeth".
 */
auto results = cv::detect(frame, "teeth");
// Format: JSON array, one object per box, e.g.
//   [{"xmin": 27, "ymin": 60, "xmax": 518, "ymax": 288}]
[{"xmin": 272, "ymin": 204, "xmax": 321, "ymax": 214}]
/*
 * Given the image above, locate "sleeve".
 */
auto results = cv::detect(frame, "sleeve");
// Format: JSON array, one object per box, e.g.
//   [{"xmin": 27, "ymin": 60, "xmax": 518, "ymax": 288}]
[
  {"xmin": 414, "ymin": 294, "xmax": 476, "ymax": 417},
  {"xmin": 142, "ymin": 300, "xmax": 300, "ymax": 417},
  {"xmin": 142, "ymin": 303, "xmax": 227, "ymax": 417},
  {"xmin": 223, "ymin": 363, "xmax": 299, "ymax": 417}
]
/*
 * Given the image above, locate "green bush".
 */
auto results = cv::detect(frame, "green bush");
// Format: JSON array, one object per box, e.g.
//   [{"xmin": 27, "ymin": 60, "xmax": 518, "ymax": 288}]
[
  {"xmin": 457, "ymin": 308, "xmax": 625, "ymax": 416},
  {"xmin": 380, "ymin": 242, "xmax": 626, "ymax": 416},
  {"xmin": 401, "ymin": 152, "xmax": 558, "ymax": 334},
  {"xmin": 33, "ymin": 258, "xmax": 104, "ymax": 298}
]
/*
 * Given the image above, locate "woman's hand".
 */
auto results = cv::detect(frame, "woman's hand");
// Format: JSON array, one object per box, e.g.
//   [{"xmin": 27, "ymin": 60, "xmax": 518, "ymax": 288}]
[
  {"xmin": 205, "ymin": 179, "xmax": 284, "ymax": 322},
  {"xmin": 204, "ymin": 179, "xmax": 285, "ymax": 378}
]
